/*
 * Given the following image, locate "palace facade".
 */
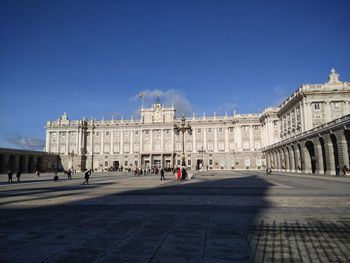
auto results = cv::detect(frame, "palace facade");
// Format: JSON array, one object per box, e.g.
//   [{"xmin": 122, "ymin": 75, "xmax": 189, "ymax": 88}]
[{"xmin": 45, "ymin": 69, "xmax": 350, "ymax": 172}]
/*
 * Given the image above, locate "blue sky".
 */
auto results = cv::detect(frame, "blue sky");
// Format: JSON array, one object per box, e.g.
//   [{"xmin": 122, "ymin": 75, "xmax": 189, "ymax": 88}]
[{"xmin": 1, "ymin": 0, "xmax": 350, "ymax": 150}]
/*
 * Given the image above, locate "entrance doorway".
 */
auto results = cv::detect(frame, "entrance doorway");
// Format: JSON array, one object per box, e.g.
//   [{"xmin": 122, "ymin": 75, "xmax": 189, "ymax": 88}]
[
  {"xmin": 196, "ymin": 159, "xmax": 203, "ymax": 170},
  {"xmin": 153, "ymin": 160, "xmax": 161, "ymax": 168},
  {"xmin": 113, "ymin": 161, "xmax": 119, "ymax": 171}
]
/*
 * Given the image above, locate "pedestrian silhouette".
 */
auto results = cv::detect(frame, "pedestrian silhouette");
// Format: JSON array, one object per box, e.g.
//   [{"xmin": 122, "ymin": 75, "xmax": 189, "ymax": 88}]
[
  {"xmin": 8, "ymin": 170, "xmax": 13, "ymax": 183},
  {"xmin": 83, "ymin": 170, "xmax": 90, "ymax": 185},
  {"xmin": 16, "ymin": 171, "xmax": 21, "ymax": 182},
  {"xmin": 160, "ymin": 168, "xmax": 165, "ymax": 180},
  {"xmin": 67, "ymin": 169, "xmax": 72, "ymax": 180}
]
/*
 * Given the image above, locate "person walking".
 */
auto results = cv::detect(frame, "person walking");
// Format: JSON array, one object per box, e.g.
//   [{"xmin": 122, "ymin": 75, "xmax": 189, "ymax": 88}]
[
  {"xmin": 181, "ymin": 167, "xmax": 187, "ymax": 181},
  {"xmin": 67, "ymin": 169, "xmax": 72, "ymax": 180},
  {"xmin": 160, "ymin": 168, "xmax": 165, "ymax": 181},
  {"xmin": 16, "ymin": 170, "xmax": 21, "ymax": 182},
  {"xmin": 177, "ymin": 167, "xmax": 181, "ymax": 181},
  {"xmin": 83, "ymin": 170, "xmax": 90, "ymax": 185},
  {"xmin": 8, "ymin": 170, "xmax": 13, "ymax": 183}
]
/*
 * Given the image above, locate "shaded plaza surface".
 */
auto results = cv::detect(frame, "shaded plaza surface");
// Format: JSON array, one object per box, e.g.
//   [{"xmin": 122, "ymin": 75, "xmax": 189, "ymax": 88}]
[{"xmin": 0, "ymin": 171, "xmax": 350, "ymax": 262}]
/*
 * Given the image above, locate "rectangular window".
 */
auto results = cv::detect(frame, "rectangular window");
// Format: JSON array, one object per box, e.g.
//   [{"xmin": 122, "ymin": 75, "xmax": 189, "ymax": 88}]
[
  {"xmin": 61, "ymin": 132, "xmax": 66, "ymax": 137},
  {"xmin": 186, "ymin": 143, "xmax": 193, "ymax": 152},
  {"xmin": 114, "ymin": 131, "xmax": 119, "ymax": 136},
  {"xmin": 113, "ymin": 144, "xmax": 120, "ymax": 153},
  {"xmin": 125, "ymin": 161, "xmax": 128, "ymax": 167},
  {"xmin": 254, "ymin": 126, "xmax": 259, "ymax": 131},
  {"xmin": 197, "ymin": 128, "xmax": 202, "ymax": 134},
  {"xmin": 188, "ymin": 159, "xmax": 191, "ymax": 166},
  {"xmin": 218, "ymin": 142, "xmax": 225, "ymax": 151},
  {"xmin": 135, "ymin": 131, "xmax": 138, "ymax": 135},
  {"xmin": 177, "ymin": 160, "xmax": 181, "ymax": 166},
  {"xmin": 105, "ymin": 131, "xmax": 110, "ymax": 136},
  {"xmin": 96, "ymin": 132, "xmax": 100, "ymax": 137},
  {"xmin": 208, "ymin": 128, "xmax": 212, "ymax": 134},
  {"xmin": 218, "ymin": 128, "xmax": 223, "ymax": 133},
  {"xmin": 145, "ymin": 130, "xmax": 149, "ymax": 135},
  {"xmin": 105, "ymin": 161, "xmax": 109, "ymax": 167},
  {"xmin": 229, "ymin": 127, "xmax": 233, "ymax": 132},
  {"xmin": 314, "ymin": 103, "xmax": 320, "ymax": 110},
  {"xmin": 209, "ymin": 159, "xmax": 213, "ymax": 166},
  {"xmin": 208, "ymin": 142, "xmax": 213, "ymax": 151}
]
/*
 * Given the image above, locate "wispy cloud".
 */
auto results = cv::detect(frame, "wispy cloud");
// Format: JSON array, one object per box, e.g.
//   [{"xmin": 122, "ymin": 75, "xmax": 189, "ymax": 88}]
[
  {"xmin": 131, "ymin": 89, "xmax": 192, "ymax": 117},
  {"xmin": 273, "ymin": 85, "xmax": 288, "ymax": 106},
  {"xmin": 5, "ymin": 133, "xmax": 45, "ymax": 151},
  {"xmin": 215, "ymin": 102, "xmax": 238, "ymax": 115}
]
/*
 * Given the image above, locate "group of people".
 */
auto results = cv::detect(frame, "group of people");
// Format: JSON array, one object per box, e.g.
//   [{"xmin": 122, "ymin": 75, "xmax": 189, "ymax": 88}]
[
  {"xmin": 174, "ymin": 167, "xmax": 192, "ymax": 181},
  {"xmin": 7, "ymin": 170, "xmax": 21, "ymax": 183}
]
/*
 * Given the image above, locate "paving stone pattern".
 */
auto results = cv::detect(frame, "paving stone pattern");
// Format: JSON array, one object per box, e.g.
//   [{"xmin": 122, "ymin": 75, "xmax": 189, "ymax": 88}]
[{"xmin": 0, "ymin": 171, "xmax": 349, "ymax": 262}]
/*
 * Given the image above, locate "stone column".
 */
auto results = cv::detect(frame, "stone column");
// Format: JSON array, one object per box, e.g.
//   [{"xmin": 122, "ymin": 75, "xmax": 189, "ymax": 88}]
[
  {"xmin": 276, "ymin": 149, "xmax": 281, "ymax": 171},
  {"xmin": 130, "ymin": 130, "xmax": 134, "ymax": 154},
  {"xmin": 303, "ymin": 145, "xmax": 311, "ymax": 174},
  {"xmin": 66, "ymin": 130, "xmax": 69, "ymax": 155},
  {"xmin": 324, "ymin": 134, "xmax": 336, "ymax": 176},
  {"xmin": 140, "ymin": 129, "xmax": 144, "ymax": 154},
  {"xmin": 225, "ymin": 127, "xmax": 229, "ymax": 153},
  {"xmin": 45, "ymin": 132, "xmax": 50, "ymax": 153},
  {"xmin": 324, "ymin": 101, "xmax": 331, "ymax": 123},
  {"xmin": 285, "ymin": 148, "xmax": 290, "ymax": 171},
  {"xmin": 249, "ymin": 126, "xmax": 254, "ymax": 151},
  {"xmin": 101, "ymin": 131, "xmax": 104, "ymax": 154},
  {"xmin": 192, "ymin": 128, "xmax": 196, "ymax": 153},
  {"xmin": 335, "ymin": 130, "xmax": 349, "ymax": 170},
  {"xmin": 289, "ymin": 146, "xmax": 295, "ymax": 173},
  {"xmin": 203, "ymin": 128, "xmax": 207, "ymax": 151},
  {"xmin": 150, "ymin": 129, "xmax": 153, "ymax": 152},
  {"xmin": 76, "ymin": 130, "xmax": 79, "ymax": 155},
  {"xmin": 110, "ymin": 130, "xmax": 114, "ymax": 154},
  {"xmin": 57, "ymin": 132, "xmax": 60, "ymax": 154},
  {"xmin": 214, "ymin": 128, "xmax": 218, "ymax": 152},
  {"xmin": 294, "ymin": 145, "xmax": 301, "ymax": 173},
  {"xmin": 314, "ymin": 141, "xmax": 324, "ymax": 175},
  {"xmin": 120, "ymin": 130, "xmax": 124, "ymax": 154}
]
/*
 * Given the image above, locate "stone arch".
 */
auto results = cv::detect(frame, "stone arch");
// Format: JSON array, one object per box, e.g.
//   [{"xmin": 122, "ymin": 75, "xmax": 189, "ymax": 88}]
[
  {"xmin": 36, "ymin": 157, "xmax": 43, "ymax": 172},
  {"xmin": 277, "ymin": 149, "xmax": 282, "ymax": 171},
  {"xmin": 319, "ymin": 137, "xmax": 327, "ymax": 174},
  {"xmin": 305, "ymin": 140, "xmax": 316, "ymax": 174},
  {"xmin": 28, "ymin": 156, "xmax": 35, "ymax": 173},
  {"xmin": 344, "ymin": 129, "xmax": 350, "ymax": 167},
  {"xmin": 330, "ymin": 134, "xmax": 340, "ymax": 175},
  {"xmin": 0, "ymin": 154, "xmax": 4, "ymax": 173},
  {"xmin": 19, "ymin": 156, "xmax": 26, "ymax": 172},
  {"xmin": 9, "ymin": 155, "xmax": 16, "ymax": 171}
]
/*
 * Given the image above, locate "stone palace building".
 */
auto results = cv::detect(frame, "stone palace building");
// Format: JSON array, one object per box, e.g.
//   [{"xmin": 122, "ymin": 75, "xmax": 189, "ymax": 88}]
[{"xmin": 43, "ymin": 69, "xmax": 350, "ymax": 173}]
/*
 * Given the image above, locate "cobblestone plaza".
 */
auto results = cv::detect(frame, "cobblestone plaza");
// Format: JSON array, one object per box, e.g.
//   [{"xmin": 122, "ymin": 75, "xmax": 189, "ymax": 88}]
[{"xmin": 1, "ymin": 170, "xmax": 349, "ymax": 262}]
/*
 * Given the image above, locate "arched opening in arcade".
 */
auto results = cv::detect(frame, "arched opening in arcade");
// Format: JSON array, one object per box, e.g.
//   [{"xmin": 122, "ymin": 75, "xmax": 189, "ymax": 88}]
[
  {"xmin": 28, "ymin": 156, "xmax": 34, "ymax": 173},
  {"xmin": 330, "ymin": 134, "xmax": 340, "ymax": 175},
  {"xmin": 0, "ymin": 154, "xmax": 4, "ymax": 173},
  {"xmin": 319, "ymin": 137, "xmax": 327, "ymax": 174},
  {"xmin": 19, "ymin": 156, "xmax": 25, "ymax": 172},
  {"xmin": 305, "ymin": 141, "xmax": 316, "ymax": 174},
  {"xmin": 9, "ymin": 155, "xmax": 16, "ymax": 171},
  {"xmin": 345, "ymin": 130, "xmax": 350, "ymax": 167},
  {"xmin": 37, "ymin": 157, "xmax": 42, "ymax": 172}
]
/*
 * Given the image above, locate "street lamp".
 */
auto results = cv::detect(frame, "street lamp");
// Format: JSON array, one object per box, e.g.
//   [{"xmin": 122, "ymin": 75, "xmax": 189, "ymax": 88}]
[{"xmin": 174, "ymin": 114, "xmax": 192, "ymax": 166}]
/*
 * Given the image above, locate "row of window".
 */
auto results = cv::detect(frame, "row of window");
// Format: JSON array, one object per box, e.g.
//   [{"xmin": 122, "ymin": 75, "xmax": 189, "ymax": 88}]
[{"xmin": 51, "ymin": 126, "xmax": 263, "ymax": 138}]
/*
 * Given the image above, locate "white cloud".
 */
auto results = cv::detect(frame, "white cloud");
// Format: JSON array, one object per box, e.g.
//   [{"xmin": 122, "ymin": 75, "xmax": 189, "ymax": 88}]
[
  {"xmin": 5, "ymin": 133, "xmax": 45, "ymax": 151},
  {"xmin": 131, "ymin": 89, "xmax": 192, "ymax": 117}
]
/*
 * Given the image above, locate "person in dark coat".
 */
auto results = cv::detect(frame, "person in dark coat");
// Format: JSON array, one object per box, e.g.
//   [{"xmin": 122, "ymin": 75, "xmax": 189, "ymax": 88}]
[
  {"xmin": 160, "ymin": 168, "xmax": 165, "ymax": 181},
  {"xmin": 8, "ymin": 170, "xmax": 13, "ymax": 183},
  {"xmin": 16, "ymin": 171, "xmax": 21, "ymax": 182},
  {"xmin": 181, "ymin": 167, "xmax": 187, "ymax": 181},
  {"xmin": 67, "ymin": 169, "xmax": 72, "ymax": 180},
  {"xmin": 83, "ymin": 170, "xmax": 90, "ymax": 185}
]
